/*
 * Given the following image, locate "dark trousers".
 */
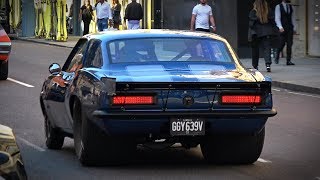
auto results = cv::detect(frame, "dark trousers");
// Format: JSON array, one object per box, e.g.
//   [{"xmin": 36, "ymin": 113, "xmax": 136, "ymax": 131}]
[
  {"xmin": 251, "ymin": 35, "xmax": 272, "ymax": 68},
  {"xmin": 83, "ymin": 20, "xmax": 91, "ymax": 35},
  {"xmin": 275, "ymin": 29, "xmax": 293, "ymax": 61},
  {"xmin": 196, "ymin": 28, "xmax": 210, "ymax": 32}
]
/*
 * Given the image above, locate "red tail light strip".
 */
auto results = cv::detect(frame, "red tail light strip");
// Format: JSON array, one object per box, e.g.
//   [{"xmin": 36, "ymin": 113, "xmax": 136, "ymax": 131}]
[
  {"xmin": 221, "ymin": 95, "xmax": 261, "ymax": 104},
  {"xmin": 112, "ymin": 96, "xmax": 154, "ymax": 105}
]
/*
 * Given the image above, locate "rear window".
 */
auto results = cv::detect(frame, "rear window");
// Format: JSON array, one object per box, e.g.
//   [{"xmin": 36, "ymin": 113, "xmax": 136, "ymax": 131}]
[{"xmin": 107, "ymin": 38, "xmax": 233, "ymax": 64}]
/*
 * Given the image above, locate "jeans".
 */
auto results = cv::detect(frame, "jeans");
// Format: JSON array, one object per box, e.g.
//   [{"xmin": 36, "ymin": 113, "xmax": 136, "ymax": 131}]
[
  {"xmin": 97, "ymin": 18, "xmax": 108, "ymax": 32},
  {"xmin": 127, "ymin": 20, "xmax": 140, "ymax": 30}
]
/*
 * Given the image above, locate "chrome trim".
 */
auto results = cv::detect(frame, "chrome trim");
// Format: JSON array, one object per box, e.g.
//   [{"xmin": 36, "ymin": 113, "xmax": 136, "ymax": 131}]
[
  {"xmin": 0, "ymin": 51, "xmax": 10, "ymax": 54},
  {"xmin": 0, "ymin": 42, "xmax": 11, "ymax": 46}
]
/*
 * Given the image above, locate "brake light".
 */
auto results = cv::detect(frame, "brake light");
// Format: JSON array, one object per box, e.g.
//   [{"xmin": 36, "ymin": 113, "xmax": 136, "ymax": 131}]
[
  {"xmin": 112, "ymin": 96, "xmax": 155, "ymax": 105},
  {"xmin": 221, "ymin": 95, "xmax": 261, "ymax": 104}
]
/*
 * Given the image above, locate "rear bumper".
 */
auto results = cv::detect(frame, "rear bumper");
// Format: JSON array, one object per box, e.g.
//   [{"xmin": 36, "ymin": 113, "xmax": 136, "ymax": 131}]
[
  {"xmin": 92, "ymin": 109, "xmax": 277, "ymax": 119},
  {"xmin": 90, "ymin": 109, "xmax": 276, "ymax": 136}
]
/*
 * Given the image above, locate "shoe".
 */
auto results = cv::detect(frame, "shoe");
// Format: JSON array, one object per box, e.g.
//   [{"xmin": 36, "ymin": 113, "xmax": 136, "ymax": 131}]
[
  {"xmin": 266, "ymin": 66, "xmax": 271, "ymax": 72},
  {"xmin": 287, "ymin": 61, "xmax": 295, "ymax": 65},
  {"xmin": 253, "ymin": 66, "xmax": 258, "ymax": 70},
  {"xmin": 274, "ymin": 58, "xmax": 279, "ymax": 64}
]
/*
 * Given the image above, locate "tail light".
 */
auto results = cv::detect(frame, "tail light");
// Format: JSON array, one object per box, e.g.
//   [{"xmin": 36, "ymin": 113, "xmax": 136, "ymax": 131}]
[
  {"xmin": 221, "ymin": 95, "xmax": 261, "ymax": 105},
  {"xmin": 112, "ymin": 95, "xmax": 155, "ymax": 105}
]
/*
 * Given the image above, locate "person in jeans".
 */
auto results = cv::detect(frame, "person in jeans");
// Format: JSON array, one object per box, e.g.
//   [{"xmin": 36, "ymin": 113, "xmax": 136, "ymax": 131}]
[
  {"xmin": 249, "ymin": 0, "xmax": 277, "ymax": 72},
  {"xmin": 124, "ymin": 0, "xmax": 143, "ymax": 30},
  {"xmin": 93, "ymin": 0, "xmax": 112, "ymax": 32},
  {"xmin": 274, "ymin": 0, "xmax": 295, "ymax": 65},
  {"xmin": 190, "ymin": 0, "xmax": 216, "ymax": 32}
]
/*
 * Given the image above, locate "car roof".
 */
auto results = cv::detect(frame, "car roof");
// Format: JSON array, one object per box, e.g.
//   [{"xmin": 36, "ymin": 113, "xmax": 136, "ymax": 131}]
[{"xmin": 84, "ymin": 29, "xmax": 228, "ymax": 43}]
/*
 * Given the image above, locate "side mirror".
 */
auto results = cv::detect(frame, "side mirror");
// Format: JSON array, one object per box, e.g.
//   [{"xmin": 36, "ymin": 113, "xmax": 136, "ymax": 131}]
[
  {"xmin": 49, "ymin": 63, "xmax": 61, "ymax": 75},
  {"xmin": 0, "ymin": 151, "xmax": 10, "ymax": 165}
]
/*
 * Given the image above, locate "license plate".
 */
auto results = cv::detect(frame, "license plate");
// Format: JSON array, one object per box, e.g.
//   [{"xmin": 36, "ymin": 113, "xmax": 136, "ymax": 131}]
[{"xmin": 170, "ymin": 118, "xmax": 205, "ymax": 136}]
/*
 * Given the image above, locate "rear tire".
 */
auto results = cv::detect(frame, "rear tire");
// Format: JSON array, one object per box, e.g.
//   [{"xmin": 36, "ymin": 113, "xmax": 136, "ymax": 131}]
[
  {"xmin": 73, "ymin": 100, "xmax": 135, "ymax": 166},
  {"xmin": 201, "ymin": 128, "xmax": 265, "ymax": 164},
  {"xmin": 0, "ymin": 61, "xmax": 8, "ymax": 80},
  {"xmin": 44, "ymin": 114, "xmax": 65, "ymax": 149}
]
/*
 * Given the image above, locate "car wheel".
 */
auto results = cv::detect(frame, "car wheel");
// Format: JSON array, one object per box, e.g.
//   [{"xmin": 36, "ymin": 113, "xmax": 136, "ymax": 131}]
[
  {"xmin": 0, "ymin": 61, "xmax": 8, "ymax": 80},
  {"xmin": 73, "ymin": 100, "xmax": 136, "ymax": 166},
  {"xmin": 201, "ymin": 128, "xmax": 265, "ymax": 164},
  {"xmin": 44, "ymin": 114, "xmax": 65, "ymax": 149}
]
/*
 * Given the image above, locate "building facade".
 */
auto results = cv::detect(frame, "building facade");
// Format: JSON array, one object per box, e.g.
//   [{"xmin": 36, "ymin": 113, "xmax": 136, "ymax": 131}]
[{"xmin": 0, "ymin": 0, "xmax": 319, "ymax": 57}]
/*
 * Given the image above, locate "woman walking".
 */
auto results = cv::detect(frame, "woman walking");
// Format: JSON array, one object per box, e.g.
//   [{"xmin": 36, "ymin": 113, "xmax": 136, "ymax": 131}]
[
  {"xmin": 80, "ymin": 0, "xmax": 94, "ymax": 35},
  {"xmin": 248, "ymin": 0, "xmax": 277, "ymax": 72},
  {"xmin": 112, "ymin": 0, "xmax": 122, "ymax": 30}
]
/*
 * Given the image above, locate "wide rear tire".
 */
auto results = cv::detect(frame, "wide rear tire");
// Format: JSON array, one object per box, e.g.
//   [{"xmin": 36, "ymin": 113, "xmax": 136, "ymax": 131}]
[
  {"xmin": 73, "ymin": 100, "xmax": 135, "ymax": 166},
  {"xmin": 201, "ymin": 128, "xmax": 265, "ymax": 164},
  {"xmin": 0, "ymin": 61, "xmax": 8, "ymax": 80}
]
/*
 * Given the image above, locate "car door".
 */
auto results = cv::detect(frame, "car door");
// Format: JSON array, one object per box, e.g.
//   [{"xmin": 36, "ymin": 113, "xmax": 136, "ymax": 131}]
[{"xmin": 46, "ymin": 39, "xmax": 89, "ymax": 131}]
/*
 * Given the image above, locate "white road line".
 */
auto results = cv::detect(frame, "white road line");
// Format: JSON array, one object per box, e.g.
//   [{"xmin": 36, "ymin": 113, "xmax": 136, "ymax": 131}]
[
  {"xmin": 7, "ymin": 78, "xmax": 34, "ymax": 88},
  {"xmin": 16, "ymin": 136, "xmax": 45, "ymax": 152},
  {"xmin": 286, "ymin": 91, "xmax": 320, "ymax": 99},
  {"xmin": 257, "ymin": 158, "xmax": 272, "ymax": 163},
  {"xmin": 272, "ymin": 88, "xmax": 281, "ymax": 92}
]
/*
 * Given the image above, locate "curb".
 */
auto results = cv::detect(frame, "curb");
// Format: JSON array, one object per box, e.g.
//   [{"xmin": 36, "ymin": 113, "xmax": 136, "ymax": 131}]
[
  {"xmin": 272, "ymin": 81, "xmax": 320, "ymax": 95},
  {"xmin": 13, "ymin": 37, "xmax": 73, "ymax": 49}
]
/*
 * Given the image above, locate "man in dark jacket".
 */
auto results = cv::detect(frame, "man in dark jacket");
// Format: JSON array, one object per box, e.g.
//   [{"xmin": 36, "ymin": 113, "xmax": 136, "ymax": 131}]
[
  {"xmin": 274, "ymin": 0, "xmax": 295, "ymax": 65},
  {"xmin": 124, "ymin": 0, "xmax": 143, "ymax": 29}
]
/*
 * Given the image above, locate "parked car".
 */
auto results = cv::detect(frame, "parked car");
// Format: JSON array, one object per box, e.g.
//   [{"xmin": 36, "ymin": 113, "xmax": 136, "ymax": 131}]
[
  {"xmin": 0, "ymin": 124, "xmax": 28, "ymax": 180},
  {"xmin": 0, "ymin": 24, "xmax": 11, "ymax": 80},
  {"xmin": 40, "ymin": 30, "xmax": 277, "ymax": 166}
]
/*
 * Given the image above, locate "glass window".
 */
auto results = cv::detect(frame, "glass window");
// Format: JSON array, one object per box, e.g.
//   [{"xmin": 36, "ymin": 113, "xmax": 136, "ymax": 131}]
[
  {"xmin": 84, "ymin": 40, "xmax": 103, "ymax": 68},
  {"xmin": 62, "ymin": 39, "xmax": 88, "ymax": 72},
  {"xmin": 107, "ymin": 38, "xmax": 233, "ymax": 64}
]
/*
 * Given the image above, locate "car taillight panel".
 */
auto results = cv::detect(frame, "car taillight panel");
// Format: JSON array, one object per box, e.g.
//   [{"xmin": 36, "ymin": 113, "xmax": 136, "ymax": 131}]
[
  {"xmin": 221, "ymin": 95, "xmax": 262, "ymax": 104},
  {"xmin": 112, "ymin": 95, "xmax": 155, "ymax": 105}
]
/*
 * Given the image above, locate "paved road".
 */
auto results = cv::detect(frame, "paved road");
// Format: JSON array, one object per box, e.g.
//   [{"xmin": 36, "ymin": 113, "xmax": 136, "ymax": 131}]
[{"xmin": 0, "ymin": 41, "xmax": 319, "ymax": 180}]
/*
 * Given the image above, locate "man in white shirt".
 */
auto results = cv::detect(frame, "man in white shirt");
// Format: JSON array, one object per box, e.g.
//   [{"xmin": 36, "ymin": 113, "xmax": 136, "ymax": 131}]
[
  {"xmin": 190, "ymin": 0, "xmax": 216, "ymax": 32},
  {"xmin": 274, "ymin": 0, "xmax": 295, "ymax": 65},
  {"xmin": 93, "ymin": 0, "xmax": 113, "ymax": 32}
]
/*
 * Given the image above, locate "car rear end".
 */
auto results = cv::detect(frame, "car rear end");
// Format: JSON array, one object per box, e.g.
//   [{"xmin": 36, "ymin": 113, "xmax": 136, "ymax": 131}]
[
  {"xmin": 84, "ymin": 32, "xmax": 277, "ymax": 164},
  {"xmin": 91, "ymin": 34, "xmax": 276, "ymax": 140}
]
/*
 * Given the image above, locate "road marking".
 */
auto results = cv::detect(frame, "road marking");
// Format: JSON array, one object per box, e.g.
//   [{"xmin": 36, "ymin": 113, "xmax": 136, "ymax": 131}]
[
  {"xmin": 257, "ymin": 158, "xmax": 272, "ymax": 163},
  {"xmin": 272, "ymin": 88, "xmax": 281, "ymax": 92},
  {"xmin": 7, "ymin": 78, "xmax": 34, "ymax": 88},
  {"xmin": 286, "ymin": 91, "xmax": 320, "ymax": 99},
  {"xmin": 16, "ymin": 136, "xmax": 45, "ymax": 152}
]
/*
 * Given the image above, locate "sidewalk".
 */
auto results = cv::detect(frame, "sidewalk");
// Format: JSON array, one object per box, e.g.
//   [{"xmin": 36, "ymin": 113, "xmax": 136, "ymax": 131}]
[{"xmin": 13, "ymin": 36, "xmax": 320, "ymax": 95}]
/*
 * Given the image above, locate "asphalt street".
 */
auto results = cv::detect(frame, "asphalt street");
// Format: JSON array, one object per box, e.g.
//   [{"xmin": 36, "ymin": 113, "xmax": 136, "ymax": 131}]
[{"xmin": 0, "ymin": 41, "xmax": 319, "ymax": 180}]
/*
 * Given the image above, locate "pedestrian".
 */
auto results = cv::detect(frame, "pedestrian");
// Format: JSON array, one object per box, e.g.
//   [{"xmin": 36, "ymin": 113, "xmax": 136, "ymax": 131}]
[
  {"xmin": 190, "ymin": 0, "xmax": 216, "ymax": 33},
  {"xmin": 112, "ymin": 0, "xmax": 122, "ymax": 30},
  {"xmin": 93, "ymin": 0, "xmax": 113, "ymax": 32},
  {"xmin": 124, "ymin": 0, "xmax": 143, "ymax": 30},
  {"xmin": 274, "ymin": 0, "xmax": 295, "ymax": 65},
  {"xmin": 80, "ymin": 0, "xmax": 93, "ymax": 35},
  {"xmin": 248, "ymin": 0, "xmax": 278, "ymax": 72}
]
